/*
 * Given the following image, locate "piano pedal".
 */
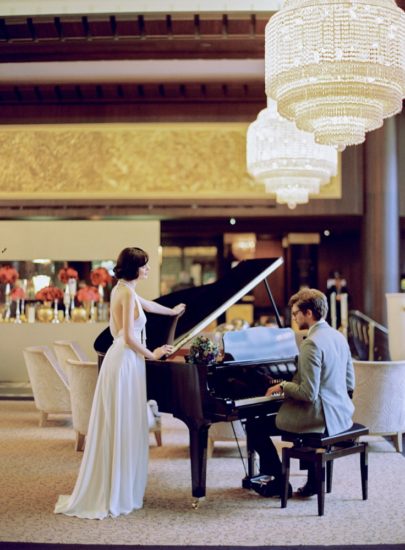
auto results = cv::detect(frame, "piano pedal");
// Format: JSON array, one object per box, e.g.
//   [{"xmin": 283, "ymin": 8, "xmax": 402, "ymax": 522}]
[{"xmin": 242, "ymin": 474, "xmax": 272, "ymax": 490}]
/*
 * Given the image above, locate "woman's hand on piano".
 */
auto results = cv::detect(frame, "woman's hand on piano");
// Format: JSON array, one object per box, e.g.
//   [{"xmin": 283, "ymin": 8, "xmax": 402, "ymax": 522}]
[
  {"xmin": 265, "ymin": 383, "xmax": 283, "ymax": 397},
  {"xmin": 152, "ymin": 344, "xmax": 175, "ymax": 360},
  {"xmin": 172, "ymin": 303, "xmax": 186, "ymax": 316}
]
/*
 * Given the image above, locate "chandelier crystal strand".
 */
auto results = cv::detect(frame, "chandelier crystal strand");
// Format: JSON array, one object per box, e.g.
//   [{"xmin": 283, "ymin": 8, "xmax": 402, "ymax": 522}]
[
  {"xmin": 246, "ymin": 99, "xmax": 338, "ymax": 209},
  {"xmin": 265, "ymin": 0, "xmax": 405, "ymax": 151}
]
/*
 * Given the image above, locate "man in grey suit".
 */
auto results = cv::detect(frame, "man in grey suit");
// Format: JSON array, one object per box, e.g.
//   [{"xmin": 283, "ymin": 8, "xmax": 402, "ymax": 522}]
[{"xmin": 248, "ymin": 288, "xmax": 355, "ymax": 498}]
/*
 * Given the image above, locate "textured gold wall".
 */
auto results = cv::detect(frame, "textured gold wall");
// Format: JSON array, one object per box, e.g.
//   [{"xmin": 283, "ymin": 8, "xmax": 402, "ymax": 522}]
[{"xmin": 0, "ymin": 123, "xmax": 341, "ymax": 199}]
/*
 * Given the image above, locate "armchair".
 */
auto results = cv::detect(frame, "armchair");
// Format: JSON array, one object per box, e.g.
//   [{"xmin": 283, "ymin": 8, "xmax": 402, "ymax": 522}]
[
  {"xmin": 67, "ymin": 359, "xmax": 163, "ymax": 451},
  {"xmin": 353, "ymin": 360, "xmax": 405, "ymax": 452},
  {"xmin": 53, "ymin": 340, "xmax": 89, "ymax": 380},
  {"xmin": 66, "ymin": 358, "xmax": 98, "ymax": 451},
  {"xmin": 22, "ymin": 346, "xmax": 71, "ymax": 426}
]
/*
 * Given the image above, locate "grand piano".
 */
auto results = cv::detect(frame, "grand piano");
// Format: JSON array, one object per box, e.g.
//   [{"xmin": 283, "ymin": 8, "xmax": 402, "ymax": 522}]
[{"xmin": 94, "ymin": 257, "xmax": 298, "ymax": 504}]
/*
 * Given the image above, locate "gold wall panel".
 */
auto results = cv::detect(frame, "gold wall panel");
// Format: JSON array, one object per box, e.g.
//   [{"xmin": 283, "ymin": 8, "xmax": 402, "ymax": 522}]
[{"xmin": 0, "ymin": 123, "xmax": 341, "ymax": 200}]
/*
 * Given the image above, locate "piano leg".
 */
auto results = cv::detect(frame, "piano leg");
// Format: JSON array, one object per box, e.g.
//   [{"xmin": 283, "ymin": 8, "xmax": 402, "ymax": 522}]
[
  {"xmin": 188, "ymin": 423, "xmax": 210, "ymax": 501},
  {"xmin": 242, "ymin": 422, "xmax": 258, "ymax": 489}
]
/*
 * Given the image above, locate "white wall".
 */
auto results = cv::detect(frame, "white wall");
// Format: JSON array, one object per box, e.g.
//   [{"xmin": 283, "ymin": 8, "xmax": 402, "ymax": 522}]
[
  {"xmin": 0, "ymin": 220, "xmax": 161, "ymax": 383},
  {"xmin": 0, "ymin": 220, "xmax": 161, "ymax": 299}
]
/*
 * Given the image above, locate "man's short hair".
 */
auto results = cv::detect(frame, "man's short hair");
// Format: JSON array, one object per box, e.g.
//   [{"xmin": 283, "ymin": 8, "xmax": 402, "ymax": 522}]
[{"xmin": 288, "ymin": 288, "xmax": 328, "ymax": 321}]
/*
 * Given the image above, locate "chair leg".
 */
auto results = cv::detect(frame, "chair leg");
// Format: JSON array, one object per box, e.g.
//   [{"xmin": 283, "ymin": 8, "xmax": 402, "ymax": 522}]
[
  {"xmin": 360, "ymin": 443, "xmax": 368, "ymax": 500},
  {"xmin": 154, "ymin": 429, "xmax": 162, "ymax": 447},
  {"xmin": 207, "ymin": 436, "xmax": 214, "ymax": 458},
  {"xmin": 75, "ymin": 431, "xmax": 85, "ymax": 452},
  {"xmin": 315, "ymin": 455, "xmax": 326, "ymax": 517},
  {"xmin": 392, "ymin": 432, "xmax": 403, "ymax": 453},
  {"xmin": 39, "ymin": 411, "xmax": 48, "ymax": 427},
  {"xmin": 281, "ymin": 449, "xmax": 290, "ymax": 509},
  {"xmin": 326, "ymin": 460, "xmax": 333, "ymax": 493}
]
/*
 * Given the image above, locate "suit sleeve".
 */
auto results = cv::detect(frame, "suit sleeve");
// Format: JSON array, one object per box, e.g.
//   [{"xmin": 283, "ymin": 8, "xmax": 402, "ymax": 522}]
[
  {"xmin": 283, "ymin": 339, "xmax": 321, "ymax": 402},
  {"xmin": 346, "ymin": 347, "xmax": 355, "ymax": 393}
]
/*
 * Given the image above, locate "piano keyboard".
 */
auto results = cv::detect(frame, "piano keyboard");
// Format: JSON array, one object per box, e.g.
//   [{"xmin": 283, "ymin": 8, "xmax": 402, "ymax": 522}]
[{"xmin": 234, "ymin": 393, "xmax": 284, "ymax": 407}]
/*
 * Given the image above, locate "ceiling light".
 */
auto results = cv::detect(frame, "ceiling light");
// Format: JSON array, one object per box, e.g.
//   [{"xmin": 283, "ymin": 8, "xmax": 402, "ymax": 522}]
[
  {"xmin": 265, "ymin": 0, "xmax": 405, "ymax": 151},
  {"xmin": 247, "ymin": 99, "xmax": 338, "ymax": 209}
]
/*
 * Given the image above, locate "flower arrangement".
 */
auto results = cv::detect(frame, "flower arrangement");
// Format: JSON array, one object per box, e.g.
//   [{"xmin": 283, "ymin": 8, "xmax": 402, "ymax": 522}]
[
  {"xmin": 76, "ymin": 285, "xmax": 100, "ymax": 303},
  {"xmin": 0, "ymin": 265, "xmax": 19, "ymax": 285},
  {"xmin": 35, "ymin": 286, "xmax": 64, "ymax": 302},
  {"xmin": 90, "ymin": 267, "xmax": 112, "ymax": 287},
  {"xmin": 187, "ymin": 335, "xmax": 219, "ymax": 366},
  {"xmin": 11, "ymin": 287, "xmax": 26, "ymax": 301},
  {"xmin": 57, "ymin": 267, "xmax": 79, "ymax": 284}
]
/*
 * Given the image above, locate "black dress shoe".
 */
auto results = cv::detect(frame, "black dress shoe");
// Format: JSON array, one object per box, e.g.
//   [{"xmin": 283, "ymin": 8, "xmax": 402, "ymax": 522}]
[
  {"xmin": 295, "ymin": 482, "xmax": 317, "ymax": 498},
  {"xmin": 252, "ymin": 478, "xmax": 293, "ymax": 499}
]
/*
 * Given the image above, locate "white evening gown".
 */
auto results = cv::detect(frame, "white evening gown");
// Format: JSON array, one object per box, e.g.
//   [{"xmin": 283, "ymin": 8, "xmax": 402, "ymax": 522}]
[{"xmin": 55, "ymin": 282, "xmax": 149, "ymax": 519}]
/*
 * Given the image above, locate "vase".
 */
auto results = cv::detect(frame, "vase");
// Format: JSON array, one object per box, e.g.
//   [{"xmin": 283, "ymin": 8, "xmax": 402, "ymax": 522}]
[
  {"xmin": 37, "ymin": 302, "xmax": 54, "ymax": 323},
  {"xmin": 71, "ymin": 306, "xmax": 88, "ymax": 323}
]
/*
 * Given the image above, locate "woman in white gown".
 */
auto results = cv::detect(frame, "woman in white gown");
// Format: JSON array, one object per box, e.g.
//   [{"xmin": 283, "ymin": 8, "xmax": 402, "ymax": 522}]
[{"xmin": 55, "ymin": 247, "xmax": 185, "ymax": 519}]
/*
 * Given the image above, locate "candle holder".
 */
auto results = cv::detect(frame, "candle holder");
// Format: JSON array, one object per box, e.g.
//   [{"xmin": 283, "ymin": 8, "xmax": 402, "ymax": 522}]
[
  {"xmin": 52, "ymin": 299, "xmax": 60, "ymax": 324},
  {"xmin": 63, "ymin": 285, "xmax": 71, "ymax": 322},
  {"xmin": 3, "ymin": 283, "xmax": 11, "ymax": 321},
  {"xmin": 89, "ymin": 300, "xmax": 96, "ymax": 323},
  {"xmin": 14, "ymin": 298, "xmax": 22, "ymax": 324}
]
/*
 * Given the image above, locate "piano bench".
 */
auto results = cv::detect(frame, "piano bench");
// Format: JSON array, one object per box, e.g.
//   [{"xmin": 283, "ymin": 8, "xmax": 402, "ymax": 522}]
[{"xmin": 280, "ymin": 423, "xmax": 369, "ymax": 516}]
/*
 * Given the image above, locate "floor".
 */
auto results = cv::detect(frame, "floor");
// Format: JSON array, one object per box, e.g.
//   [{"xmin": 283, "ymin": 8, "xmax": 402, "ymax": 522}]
[{"xmin": 1, "ymin": 382, "xmax": 404, "ymax": 456}]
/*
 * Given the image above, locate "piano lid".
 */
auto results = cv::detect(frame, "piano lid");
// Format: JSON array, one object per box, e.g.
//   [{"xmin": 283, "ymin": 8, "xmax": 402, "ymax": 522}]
[
  {"xmin": 94, "ymin": 257, "xmax": 284, "ymax": 355},
  {"xmin": 163, "ymin": 257, "xmax": 284, "ymax": 352}
]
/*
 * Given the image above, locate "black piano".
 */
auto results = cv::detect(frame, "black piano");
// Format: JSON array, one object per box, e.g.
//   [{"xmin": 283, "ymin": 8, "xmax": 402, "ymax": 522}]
[{"xmin": 94, "ymin": 257, "xmax": 298, "ymax": 503}]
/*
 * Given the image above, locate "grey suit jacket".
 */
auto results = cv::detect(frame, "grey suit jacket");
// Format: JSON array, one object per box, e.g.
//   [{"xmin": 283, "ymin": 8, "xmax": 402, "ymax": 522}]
[{"xmin": 276, "ymin": 321, "xmax": 355, "ymax": 435}]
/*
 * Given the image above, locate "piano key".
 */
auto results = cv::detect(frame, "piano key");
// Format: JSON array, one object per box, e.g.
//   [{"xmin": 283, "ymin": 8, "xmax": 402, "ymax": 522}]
[{"xmin": 234, "ymin": 393, "xmax": 284, "ymax": 407}]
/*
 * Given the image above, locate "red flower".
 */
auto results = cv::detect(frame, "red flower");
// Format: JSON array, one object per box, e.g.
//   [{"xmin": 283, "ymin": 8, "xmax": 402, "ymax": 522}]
[
  {"xmin": 11, "ymin": 287, "xmax": 26, "ymax": 300},
  {"xmin": 0, "ymin": 265, "xmax": 19, "ymax": 285},
  {"xmin": 57, "ymin": 267, "xmax": 79, "ymax": 284},
  {"xmin": 76, "ymin": 286, "xmax": 100, "ymax": 303},
  {"xmin": 35, "ymin": 286, "xmax": 64, "ymax": 302},
  {"xmin": 90, "ymin": 267, "xmax": 112, "ymax": 287}
]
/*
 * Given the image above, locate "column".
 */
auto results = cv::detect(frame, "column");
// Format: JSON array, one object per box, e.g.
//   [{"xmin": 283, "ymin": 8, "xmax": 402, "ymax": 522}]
[{"xmin": 362, "ymin": 116, "xmax": 399, "ymax": 326}]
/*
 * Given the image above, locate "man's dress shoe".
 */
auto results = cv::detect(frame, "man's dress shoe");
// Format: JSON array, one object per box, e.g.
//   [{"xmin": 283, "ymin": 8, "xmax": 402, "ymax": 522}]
[{"xmin": 295, "ymin": 482, "xmax": 317, "ymax": 498}]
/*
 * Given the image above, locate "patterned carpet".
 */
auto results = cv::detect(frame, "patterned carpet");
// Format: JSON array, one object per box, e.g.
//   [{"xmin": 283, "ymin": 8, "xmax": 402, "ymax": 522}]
[{"xmin": 1, "ymin": 400, "xmax": 405, "ymax": 547}]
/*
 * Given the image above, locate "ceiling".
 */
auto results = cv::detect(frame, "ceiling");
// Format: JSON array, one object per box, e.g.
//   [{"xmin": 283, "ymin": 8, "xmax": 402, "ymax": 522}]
[
  {"xmin": 0, "ymin": 8, "xmax": 276, "ymax": 124},
  {"xmin": 0, "ymin": 2, "xmax": 403, "ymax": 222}
]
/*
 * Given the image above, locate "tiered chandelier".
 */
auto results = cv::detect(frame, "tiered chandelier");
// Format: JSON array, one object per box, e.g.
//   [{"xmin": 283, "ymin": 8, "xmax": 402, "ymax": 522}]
[
  {"xmin": 265, "ymin": 0, "xmax": 405, "ymax": 151},
  {"xmin": 247, "ymin": 99, "xmax": 338, "ymax": 209}
]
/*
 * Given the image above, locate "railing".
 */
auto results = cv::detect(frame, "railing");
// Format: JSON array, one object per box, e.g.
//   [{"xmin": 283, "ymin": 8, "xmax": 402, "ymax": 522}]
[{"xmin": 348, "ymin": 310, "xmax": 390, "ymax": 361}]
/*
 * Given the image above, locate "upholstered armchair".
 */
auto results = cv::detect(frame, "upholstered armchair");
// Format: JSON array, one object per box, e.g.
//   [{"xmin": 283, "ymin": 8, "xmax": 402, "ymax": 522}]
[
  {"xmin": 53, "ymin": 340, "xmax": 89, "ymax": 380},
  {"xmin": 66, "ymin": 358, "xmax": 98, "ymax": 451},
  {"xmin": 67, "ymin": 358, "xmax": 163, "ymax": 451},
  {"xmin": 147, "ymin": 399, "xmax": 163, "ymax": 447},
  {"xmin": 208, "ymin": 420, "xmax": 246, "ymax": 457},
  {"xmin": 353, "ymin": 360, "xmax": 405, "ymax": 452},
  {"xmin": 23, "ymin": 346, "xmax": 71, "ymax": 427}
]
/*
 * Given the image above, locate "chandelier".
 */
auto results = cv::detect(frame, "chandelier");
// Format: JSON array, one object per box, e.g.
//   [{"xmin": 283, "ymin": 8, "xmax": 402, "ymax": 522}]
[
  {"xmin": 247, "ymin": 99, "xmax": 338, "ymax": 209},
  {"xmin": 265, "ymin": 0, "xmax": 405, "ymax": 151}
]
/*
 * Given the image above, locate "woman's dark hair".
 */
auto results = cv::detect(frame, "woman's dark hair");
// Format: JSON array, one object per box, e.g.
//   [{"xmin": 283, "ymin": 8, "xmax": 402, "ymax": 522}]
[{"xmin": 113, "ymin": 247, "xmax": 149, "ymax": 280}]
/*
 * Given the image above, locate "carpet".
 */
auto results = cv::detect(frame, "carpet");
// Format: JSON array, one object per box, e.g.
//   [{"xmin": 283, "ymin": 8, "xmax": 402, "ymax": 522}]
[
  {"xmin": 2, "ymin": 545, "xmax": 405, "ymax": 550},
  {"xmin": 1, "ymin": 401, "xmax": 405, "ymax": 547}
]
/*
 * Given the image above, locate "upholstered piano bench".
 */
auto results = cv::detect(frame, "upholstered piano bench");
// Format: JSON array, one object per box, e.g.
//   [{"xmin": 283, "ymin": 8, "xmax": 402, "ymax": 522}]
[{"xmin": 280, "ymin": 423, "xmax": 369, "ymax": 516}]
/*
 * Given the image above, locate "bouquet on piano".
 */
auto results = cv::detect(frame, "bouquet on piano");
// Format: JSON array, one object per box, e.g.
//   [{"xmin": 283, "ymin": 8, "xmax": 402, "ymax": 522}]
[{"xmin": 186, "ymin": 335, "xmax": 220, "ymax": 366}]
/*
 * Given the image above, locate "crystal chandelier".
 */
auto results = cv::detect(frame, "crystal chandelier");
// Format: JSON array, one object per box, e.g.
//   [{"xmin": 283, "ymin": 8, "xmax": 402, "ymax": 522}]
[
  {"xmin": 265, "ymin": 0, "xmax": 405, "ymax": 151},
  {"xmin": 247, "ymin": 99, "xmax": 338, "ymax": 209}
]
